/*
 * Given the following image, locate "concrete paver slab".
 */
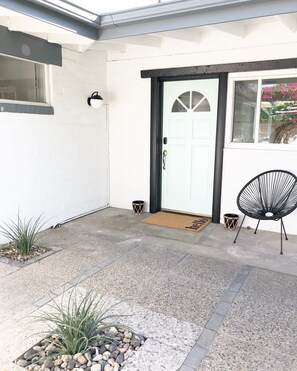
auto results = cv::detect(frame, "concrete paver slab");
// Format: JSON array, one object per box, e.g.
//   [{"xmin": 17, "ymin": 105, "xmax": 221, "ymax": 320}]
[
  {"xmin": 220, "ymin": 268, "xmax": 297, "ymax": 356},
  {"xmin": 0, "ymin": 269, "xmax": 63, "ymax": 323},
  {"xmin": 0, "ymin": 208, "xmax": 297, "ymax": 370},
  {"xmin": 84, "ymin": 245, "xmax": 240, "ymax": 326},
  {"xmin": 0, "ymin": 289, "xmax": 200, "ymax": 371},
  {"xmin": 199, "ymin": 334, "xmax": 297, "ymax": 370},
  {"xmin": 201, "ymin": 224, "xmax": 297, "ymax": 276},
  {"xmin": 0, "ymin": 261, "xmax": 19, "ymax": 278},
  {"xmin": 124, "ymin": 338, "xmax": 187, "ymax": 370},
  {"xmin": 174, "ymin": 254, "xmax": 240, "ymax": 288},
  {"xmin": 238, "ymin": 267, "xmax": 297, "ymax": 305}
]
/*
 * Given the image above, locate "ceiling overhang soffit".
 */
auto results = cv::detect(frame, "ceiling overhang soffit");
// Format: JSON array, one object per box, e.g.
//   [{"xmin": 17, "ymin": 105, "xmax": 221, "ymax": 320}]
[
  {"xmin": 1, "ymin": 0, "xmax": 297, "ymax": 53},
  {"xmin": 0, "ymin": 0, "xmax": 100, "ymax": 40},
  {"xmin": 99, "ymin": 0, "xmax": 297, "ymax": 40}
]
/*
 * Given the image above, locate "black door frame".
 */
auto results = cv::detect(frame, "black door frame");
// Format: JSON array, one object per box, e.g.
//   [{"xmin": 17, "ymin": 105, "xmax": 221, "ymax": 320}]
[
  {"xmin": 144, "ymin": 58, "xmax": 297, "ymax": 223},
  {"xmin": 149, "ymin": 73, "xmax": 227, "ymax": 223}
]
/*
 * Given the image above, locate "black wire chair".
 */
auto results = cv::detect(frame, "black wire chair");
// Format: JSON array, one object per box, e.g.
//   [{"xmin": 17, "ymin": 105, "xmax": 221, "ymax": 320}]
[{"xmin": 233, "ymin": 170, "xmax": 297, "ymax": 254}]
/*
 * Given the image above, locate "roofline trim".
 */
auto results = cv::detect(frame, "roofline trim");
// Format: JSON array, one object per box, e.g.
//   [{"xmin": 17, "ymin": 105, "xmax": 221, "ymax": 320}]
[
  {"xmin": 2, "ymin": 0, "xmax": 297, "ymax": 43},
  {"xmin": 99, "ymin": 0, "xmax": 297, "ymax": 40},
  {"xmin": 101, "ymin": 0, "xmax": 248, "ymax": 26}
]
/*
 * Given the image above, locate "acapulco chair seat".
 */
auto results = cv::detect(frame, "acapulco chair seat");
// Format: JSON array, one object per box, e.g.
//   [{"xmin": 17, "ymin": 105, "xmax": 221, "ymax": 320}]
[{"xmin": 233, "ymin": 169, "xmax": 297, "ymax": 254}]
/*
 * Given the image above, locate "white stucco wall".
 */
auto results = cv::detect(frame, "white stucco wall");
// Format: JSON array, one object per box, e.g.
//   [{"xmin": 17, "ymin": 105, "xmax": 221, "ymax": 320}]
[
  {"xmin": 0, "ymin": 49, "xmax": 108, "ymax": 241},
  {"xmin": 107, "ymin": 25, "xmax": 297, "ymax": 234},
  {"xmin": 221, "ymin": 148, "xmax": 297, "ymax": 233}
]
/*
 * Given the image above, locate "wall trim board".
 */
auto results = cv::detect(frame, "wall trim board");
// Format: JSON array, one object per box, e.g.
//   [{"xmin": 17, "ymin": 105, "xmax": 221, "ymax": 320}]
[{"xmin": 0, "ymin": 25, "xmax": 62, "ymax": 66}]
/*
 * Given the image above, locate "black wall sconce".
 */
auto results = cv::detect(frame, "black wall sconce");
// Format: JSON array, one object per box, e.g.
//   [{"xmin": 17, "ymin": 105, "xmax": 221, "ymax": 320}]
[{"xmin": 87, "ymin": 91, "xmax": 104, "ymax": 109}]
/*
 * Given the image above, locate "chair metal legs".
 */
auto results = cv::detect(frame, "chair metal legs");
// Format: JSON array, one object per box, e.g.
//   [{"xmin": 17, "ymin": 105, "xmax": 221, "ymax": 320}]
[
  {"xmin": 280, "ymin": 218, "xmax": 288, "ymax": 255},
  {"xmin": 233, "ymin": 215, "xmax": 246, "ymax": 244},
  {"xmin": 281, "ymin": 218, "xmax": 288, "ymax": 240},
  {"xmin": 233, "ymin": 215, "xmax": 287, "ymax": 255},
  {"xmin": 254, "ymin": 219, "xmax": 260, "ymax": 234}
]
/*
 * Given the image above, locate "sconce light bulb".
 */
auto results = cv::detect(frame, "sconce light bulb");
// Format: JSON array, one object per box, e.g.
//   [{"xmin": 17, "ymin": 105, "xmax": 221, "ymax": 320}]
[{"xmin": 87, "ymin": 91, "xmax": 104, "ymax": 109}]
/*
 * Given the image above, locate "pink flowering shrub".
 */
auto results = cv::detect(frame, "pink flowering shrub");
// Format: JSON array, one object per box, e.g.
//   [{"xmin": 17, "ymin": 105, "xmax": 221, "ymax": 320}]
[{"xmin": 261, "ymin": 82, "xmax": 297, "ymax": 123}]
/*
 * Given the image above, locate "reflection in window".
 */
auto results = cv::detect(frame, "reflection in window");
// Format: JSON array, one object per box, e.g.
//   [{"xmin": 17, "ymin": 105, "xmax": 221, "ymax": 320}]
[
  {"xmin": 178, "ymin": 91, "xmax": 190, "ymax": 109},
  {"xmin": 172, "ymin": 99, "xmax": 188, "ymax": 112},
  {"xmin": 232, "ymin": 81, "xmax": 258, "ymax": 143},
  {"xmin": 0, "ymin": 55, "xmax": 46, "ymax": 103},
  {"xmin": 260, "ymin": 78, "xmax": 297, "ymax": 144},
  {"xmin": 231, "ymin": 77, "xmax": 297, "ymax": 145},
  {"xmin": 172, "ymin": 90, "xmax": 210, "ymax": 112},
  {"xmin": 192, "ymin": 92, "xmax": 204, "ymax": 108}
]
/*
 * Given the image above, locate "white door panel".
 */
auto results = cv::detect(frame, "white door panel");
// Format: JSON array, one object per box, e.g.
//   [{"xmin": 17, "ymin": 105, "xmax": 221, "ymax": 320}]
[
  {"xmin": 190, "ymin": 145, "xmax": 211, "ymax": 199},
  {"xmin": 162, "ymin": 79, "xmax": 219, "ymax": 215},
  {"xmin": 168, "ymin": 119, "xmax": 187, "ymax": 138},
  {"xmin": 167, "ymin": 144, "xmax": 187, "ymax": 197},
  {"xmin": 192, "ymin": 117, "xmax": 211, "ymax": 138}
]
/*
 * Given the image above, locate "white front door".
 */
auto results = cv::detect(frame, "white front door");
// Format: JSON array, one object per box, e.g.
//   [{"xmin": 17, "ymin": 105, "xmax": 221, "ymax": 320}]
[{"xmin": 161, "ymin": 79, "xmax": 219, "ymax": 215}]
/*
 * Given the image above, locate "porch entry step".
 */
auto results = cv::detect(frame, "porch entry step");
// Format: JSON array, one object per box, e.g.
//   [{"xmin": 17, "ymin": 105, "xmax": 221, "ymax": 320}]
[{"xmin": 142, "ymin": 212, "xmax": 211, "ymax": 232}]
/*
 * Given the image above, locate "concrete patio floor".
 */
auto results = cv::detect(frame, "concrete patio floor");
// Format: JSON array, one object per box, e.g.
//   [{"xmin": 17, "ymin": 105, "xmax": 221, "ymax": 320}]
[{"xmin": 0, "ymin": 207, "xmax": 297, "ymax": 370}]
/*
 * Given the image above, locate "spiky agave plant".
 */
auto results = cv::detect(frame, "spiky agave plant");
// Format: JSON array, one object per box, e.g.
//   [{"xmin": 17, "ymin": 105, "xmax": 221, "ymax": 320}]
[
  {"xmin": 0, "ymin": 213, "xmax": 45, "ymax": 255},
  {"xmin": 36, "ymin": 288, "xmax": 126, "ymax": 355}
]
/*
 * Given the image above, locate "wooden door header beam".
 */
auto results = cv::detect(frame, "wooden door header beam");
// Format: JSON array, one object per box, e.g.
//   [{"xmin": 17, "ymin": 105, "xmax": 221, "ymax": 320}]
[{"xmin": 141, "ymin": 58, "xmax": 297, "ymax": 79}]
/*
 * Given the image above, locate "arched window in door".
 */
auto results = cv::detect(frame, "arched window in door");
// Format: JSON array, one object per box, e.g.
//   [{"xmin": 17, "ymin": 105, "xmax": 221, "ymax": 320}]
[{"xmin": 172, "ymin": 90, "xmax": 211, "ymax": 112}]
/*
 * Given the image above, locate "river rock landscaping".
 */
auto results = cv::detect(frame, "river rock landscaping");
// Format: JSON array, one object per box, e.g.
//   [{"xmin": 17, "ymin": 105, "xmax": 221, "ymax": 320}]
[
  {"xmin": 0, "ymin": 244, "xmax": 50, "ymax": 262},
  {"xmin": 15, "ymin": 326, "xmax": 145, "ymax": 370}
]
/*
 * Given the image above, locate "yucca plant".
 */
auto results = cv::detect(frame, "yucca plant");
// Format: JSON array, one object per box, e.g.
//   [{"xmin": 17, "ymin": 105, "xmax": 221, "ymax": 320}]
[
  {"xmin": 0, "ymin": 213, "xmax": 44, "ymax": 255},
  {"xmin": 36, "ymin": 288, "xmax": 126, "ymax": 355}
]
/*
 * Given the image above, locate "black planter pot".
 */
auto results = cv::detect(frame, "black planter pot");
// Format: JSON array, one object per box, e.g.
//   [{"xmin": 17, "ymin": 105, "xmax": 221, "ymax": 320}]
[
  {"xmin": 224, "ymin": 213, "xmax": 239, "ymax": 230},
  {"xmin": 132, "ymin": 200, "xmax": 145, "ymax": 215}
]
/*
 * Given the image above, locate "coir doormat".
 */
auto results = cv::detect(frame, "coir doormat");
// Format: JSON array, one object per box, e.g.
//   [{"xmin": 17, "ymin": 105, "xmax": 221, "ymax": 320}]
[{"xmin": 142, "ymin": 212, "xmax": 211, "ymax": 232}]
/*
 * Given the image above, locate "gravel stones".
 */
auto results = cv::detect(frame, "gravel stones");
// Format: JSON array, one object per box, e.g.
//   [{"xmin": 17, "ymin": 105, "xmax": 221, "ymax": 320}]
[
  {"xmin": 76, "ymin": 354, "xmax": 87, "ymax": 364},
  {"xmin": 90, "ymin": 365, "xmax": 102, "ymax": 371},
  {"xmin": 16, "ymin": 359, "xmax": 30, "ymax": 368},
  {"xmin": 0, "ymin": 244, "xmax": 50, "ymax": 262},
  {"xmin": 16, "ymin": 326, "xmax": 145, "ymax": 371}
]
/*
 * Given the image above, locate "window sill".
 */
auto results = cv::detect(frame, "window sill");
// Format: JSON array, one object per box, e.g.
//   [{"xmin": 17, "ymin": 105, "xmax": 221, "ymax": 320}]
[
  {"xmin": 225, "ymin": 142, "xmax": 297, "ymax": 151},
  {"xmin": 0, "ymin": 102, "xmax": 54, "ymax": 115}
]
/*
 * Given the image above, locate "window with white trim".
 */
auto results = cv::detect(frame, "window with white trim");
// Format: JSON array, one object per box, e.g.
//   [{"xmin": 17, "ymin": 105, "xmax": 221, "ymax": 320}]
[
  {"xmin": 0, "ymin": 54, "xmax": 48, "ymax": 105},
  {"xmin": 229, "ymin": 71, "xmax": 297, "ymax": 145}
]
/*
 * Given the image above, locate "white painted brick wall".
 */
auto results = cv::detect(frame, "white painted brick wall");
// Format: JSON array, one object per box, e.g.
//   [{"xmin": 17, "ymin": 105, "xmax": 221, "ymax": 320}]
[{"xmin": 0, "ymin": 49, "xmax": 108, "ymax": 242}]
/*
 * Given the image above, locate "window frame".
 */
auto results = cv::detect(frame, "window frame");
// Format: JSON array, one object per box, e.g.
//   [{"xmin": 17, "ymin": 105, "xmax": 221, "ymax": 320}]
[
  {"xmin": 0, "ymin": 53, "xmax": 53, "ymax": 114},
  {"xmin": 225, "ymin": 68, "xmax": 297, "ymax": 150}
]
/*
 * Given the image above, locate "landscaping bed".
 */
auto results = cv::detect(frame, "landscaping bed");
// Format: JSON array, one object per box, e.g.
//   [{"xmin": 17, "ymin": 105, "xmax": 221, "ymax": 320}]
[
  {"xmin": 0, "ymin": 244, "xmax": 50, "ymax": 262},
  {"xmin": 16, "ymin": 327, "xmax": 145, "ymax": 371}
]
